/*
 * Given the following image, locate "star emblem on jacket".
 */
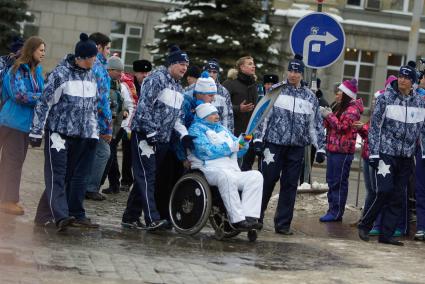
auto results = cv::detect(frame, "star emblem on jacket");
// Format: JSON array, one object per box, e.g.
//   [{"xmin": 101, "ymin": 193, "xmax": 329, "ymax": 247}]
[
  {"xmin": 263, "ymin": 148, "xmax": 275, "ymax": 165},
  {"xmin": 139, "ymin": 140, "xmax": 154, "ymax": 158},
  {"xmin": 50, "ymin": 133, "xmax": 66, "ymax": 152},
  {"xmin": 377, "ymin": 160, "xmax": 391, "ymax": 177}
]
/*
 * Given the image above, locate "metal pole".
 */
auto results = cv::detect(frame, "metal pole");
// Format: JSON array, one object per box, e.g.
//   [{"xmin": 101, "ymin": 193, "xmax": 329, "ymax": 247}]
[
  {"xmin": 406, "ymin": 0, "xmax": 424, "ymax": 61},
  {"xmin": 304, "ymin": 0, "xmax": 323, "ymax": 184}
]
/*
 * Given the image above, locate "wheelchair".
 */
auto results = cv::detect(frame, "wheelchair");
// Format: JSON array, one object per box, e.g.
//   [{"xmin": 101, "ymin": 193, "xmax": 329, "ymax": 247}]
[{"xmin": 168, "ymin": 170, "xmax": 258, "ymax": 242}]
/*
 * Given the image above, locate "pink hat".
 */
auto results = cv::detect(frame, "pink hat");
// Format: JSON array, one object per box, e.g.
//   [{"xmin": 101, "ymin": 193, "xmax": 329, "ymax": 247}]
[
  {"xmin": 385, "ymin": 75, "xmax": 397, "ymax": 88},
  {"xmin": 338, "ymin": 78, "xmax": 358, "ymax": 99}
]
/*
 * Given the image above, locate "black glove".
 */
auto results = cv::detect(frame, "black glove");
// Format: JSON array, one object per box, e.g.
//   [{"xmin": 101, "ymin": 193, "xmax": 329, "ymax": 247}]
[
  {"xmin": 182, "ymin": 135, "xmax": 196, "ymax": 150},
  {"xmin": 253, "ymin": 141, "xmax": 265, "ymax": 157},
  {"xmin": 369, "ymin": 157, "xmax": 379, "ymax": 169},
  {"xmin": 29, "ymin": 137, "xmax": 42, "ymax": 148},
  {"xmin": 146, "ymin": 135, "xmax": 158, "ymax": 147},
  {"xmin": 315, "ymin": 152, "xmax": 326, "ymax": 164}
]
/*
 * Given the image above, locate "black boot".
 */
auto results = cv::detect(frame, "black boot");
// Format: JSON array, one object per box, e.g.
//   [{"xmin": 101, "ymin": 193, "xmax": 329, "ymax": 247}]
[
  {"xmin": 378, "ymin": 237, "xmax": 404, "ymax": 246},
  {"xmin": 232, "ymin": 220, "xmax": 253, "ymax": 231}
]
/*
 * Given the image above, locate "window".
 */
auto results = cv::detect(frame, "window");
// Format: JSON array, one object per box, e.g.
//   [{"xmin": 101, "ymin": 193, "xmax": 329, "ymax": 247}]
[
  {"xmin": 342, "ymin": 49, "xmax": 375, "ymax": 107},
  {"xmin": 346, "ymin": 0, "xmax": 364, "ymax": 7},
  {"xmin": 20, "ymin": 11, "xmax": 40, "ymax": 38},
  {"xmin": 382, "ymin": 0, "xmax": 418, "ymax": 13},
  {"xmin": 387, "ymin": 53, "xmax": 406, "ymax": 78},
  {"xmin": 110, "ymin": 21, "xmax": 143, "ymax": 72}
]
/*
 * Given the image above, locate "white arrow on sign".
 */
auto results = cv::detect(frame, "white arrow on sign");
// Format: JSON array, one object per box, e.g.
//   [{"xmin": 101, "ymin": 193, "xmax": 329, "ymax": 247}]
[{"xmin": 302, "ymin": 32, "xmax": 338, "ymax": 66}]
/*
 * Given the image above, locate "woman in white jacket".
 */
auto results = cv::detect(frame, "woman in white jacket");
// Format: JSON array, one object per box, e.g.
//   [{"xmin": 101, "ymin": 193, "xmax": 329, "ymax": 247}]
[{"xmin": 188, "ymin": 103, "xmax": 263, "ymax": 231}]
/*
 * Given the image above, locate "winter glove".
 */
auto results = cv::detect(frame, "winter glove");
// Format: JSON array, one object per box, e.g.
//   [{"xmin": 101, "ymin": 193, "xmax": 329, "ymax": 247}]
[
  {"xmin": 369, "ymin": 157, "xmax": 380, "ymax": 169},
  {"xmin": 315, "ymin": 152, "xmax": 326, "ymax": 164},
  {"xmin": 146, "ymin": 135, "xmax": 158, "ymax": 147},
  {"xmin": 29, "ymin": 137, "xmax": 42, "ymax": 148},
  {"xmin": 182, "ymin": 135, "xmax": 196, "ymax": 150},
  {"xmin": 319, "ymin": 106, "xmax": 332, "ymax": 118},
  {"xmin": 253, "ymin": 141, "xmax": 265, "ymax": 157}
]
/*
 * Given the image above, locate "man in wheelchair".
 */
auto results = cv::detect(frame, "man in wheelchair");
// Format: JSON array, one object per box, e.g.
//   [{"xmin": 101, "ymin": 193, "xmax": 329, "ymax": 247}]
[{"xmin": 188, "ymin": 103, "xmax": 263, "ymax": 231}]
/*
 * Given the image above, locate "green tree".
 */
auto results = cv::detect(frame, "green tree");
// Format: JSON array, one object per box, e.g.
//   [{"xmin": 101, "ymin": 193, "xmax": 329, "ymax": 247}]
[
  {"xmin": 147, "ymin": 0, "xmax": 282, "ymax": 77},
  {"xmin": 0, "ymin": 0, "xmax": 33, "ymax": 54}
]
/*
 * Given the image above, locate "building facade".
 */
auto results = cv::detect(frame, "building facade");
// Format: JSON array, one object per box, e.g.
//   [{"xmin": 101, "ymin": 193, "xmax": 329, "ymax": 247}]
[{"xmin": 24, "ymin": 0, "xmax": 424, "ymax": 109}]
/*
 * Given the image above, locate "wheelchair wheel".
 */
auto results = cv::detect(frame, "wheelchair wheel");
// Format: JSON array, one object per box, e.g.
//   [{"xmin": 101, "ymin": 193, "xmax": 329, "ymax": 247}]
[
  {"xmin": 209, "ymin": 205, "xmax": 240, "ymax": 240},
  {"xmin": 169, "ymin": 172, "xmax": 212, "ymax": 235}
]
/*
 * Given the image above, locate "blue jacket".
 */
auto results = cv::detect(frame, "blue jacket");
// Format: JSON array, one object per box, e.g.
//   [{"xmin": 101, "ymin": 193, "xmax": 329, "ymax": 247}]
[
  {"xmin": 189, "ymin": 116, "xmax": 247, "ymax": 161},
  {"xmin": 0, "ymin": 63, "xmax": 44, "ymax": 132},
  {"xmin": 30, "ymin": 54, "xmax": 99, "ymax": 139},
  {"xmin": 131, "ymin": 66, "xmax": 188, "ymax": 143},
  {"xmin": 369, "ymin": 81, "xmax": 425, "ymax": 158},
  {"xmin": 92, "ymin": 53, "xmax": 112, "ymax": 135},
  {"xmin": 253, "ymin": 81, "xmax": 326, "ymax": 151}
]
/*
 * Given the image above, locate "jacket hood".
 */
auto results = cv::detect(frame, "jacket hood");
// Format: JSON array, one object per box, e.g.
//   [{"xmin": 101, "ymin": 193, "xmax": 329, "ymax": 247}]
[
  {"xmin": 349, "ymin": 98, "xmax": 364, "ymax": 114},
  {"xmin": 60, "ymin": 54, "xmax": 93, "ymax": 73}
]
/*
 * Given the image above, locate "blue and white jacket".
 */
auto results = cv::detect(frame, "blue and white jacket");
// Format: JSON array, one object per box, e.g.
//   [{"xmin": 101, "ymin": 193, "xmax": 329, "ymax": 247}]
[
  {"xmin": 253, "ymin": 81, "xmax": 326, "ymax": 151},
  {"xmin": 30, "ymin": 54, "xmax": 99, "ymax": 139},
  {"xmin": 369, "ymin": 81, "xmax": 425, "ymax": 159},
  {"xmin": 188, "ymin": 116, "xmax": 247, "ymax": 170},
  {"xmin": 0, "ymin": 63, "xmax": 44, "ymax": 132},
  {"xmin": 131, "ymin": 66, "xmax": 188, "ymax": 142},
  {"xmin": 92, "ymin": 53, "xmax": 112, "ymax": 135}
]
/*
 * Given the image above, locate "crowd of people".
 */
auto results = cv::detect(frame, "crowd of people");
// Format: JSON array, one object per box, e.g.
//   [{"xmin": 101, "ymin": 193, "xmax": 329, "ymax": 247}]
[{"xmin": 1, "ymin": 32, "xmax": 425, "ymax": 247}]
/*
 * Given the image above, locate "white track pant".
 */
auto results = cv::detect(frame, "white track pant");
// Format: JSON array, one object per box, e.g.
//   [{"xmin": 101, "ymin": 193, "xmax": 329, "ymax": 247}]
[{"xmin": 201, "ymin": 168, "xmax": 263, "ymax": 223}]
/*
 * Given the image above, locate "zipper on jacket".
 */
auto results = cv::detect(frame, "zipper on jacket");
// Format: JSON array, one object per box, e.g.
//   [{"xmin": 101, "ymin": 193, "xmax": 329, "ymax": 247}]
[
  {"xmin": 81, "ymin": 77, "xmax": 85, "ymax": 137},
  {"xmin": 400, "ymin": 100, "xmax": 408, "ymax": 156},
  {"xmin": 289, "ymin": 93, "xmax": 296, "ymax": 144}
]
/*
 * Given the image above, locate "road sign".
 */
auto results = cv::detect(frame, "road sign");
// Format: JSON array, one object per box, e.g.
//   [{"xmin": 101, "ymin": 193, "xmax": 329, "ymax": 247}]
[{"xmin": 290, "ymin": 12, "xmax": 345, "ymax": 69}]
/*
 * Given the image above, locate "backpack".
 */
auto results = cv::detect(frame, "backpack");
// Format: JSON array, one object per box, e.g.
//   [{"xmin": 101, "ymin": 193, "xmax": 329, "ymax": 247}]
[{"xmin": 0, "ymin": 55, "xmax": 16, "ymax": 110}]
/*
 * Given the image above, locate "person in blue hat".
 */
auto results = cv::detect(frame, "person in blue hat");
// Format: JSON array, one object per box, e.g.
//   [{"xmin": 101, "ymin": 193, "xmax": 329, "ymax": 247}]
[
  {"xmin": 358, "ymin": 61, "xmax": 425, "ymax": 246},
  {"xmin": 253, "ymin": 54, "xmax": 326, "ymax": 235},
  {"xmin": 121, "ymin": 45, "xmax": 194, "ymax": 231},
  {"xmin": 29, "ymin": 33, "xmax": 101, "ymax": 231}
]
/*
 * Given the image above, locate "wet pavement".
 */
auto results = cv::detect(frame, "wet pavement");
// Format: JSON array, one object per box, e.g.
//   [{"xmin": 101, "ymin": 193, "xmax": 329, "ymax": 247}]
[{"xmin": 1, "ymin": 148, "xmax": 425, "ymax": 283}]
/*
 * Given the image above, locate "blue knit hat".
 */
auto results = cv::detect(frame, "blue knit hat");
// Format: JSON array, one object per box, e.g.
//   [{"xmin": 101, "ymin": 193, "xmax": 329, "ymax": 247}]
[
  {"xmin": 288, "ymin": 54, "xmax": 305, "ymax": 73},
  {"xmin": 75, "ymin": 33, "xmax": 98, "ymax": 59},
  {"xmin": 399, "ymin": 61, "xmax": 417, "ymax": 83},
  {"xmin": 166, "ymin": 45, "xmax": 189, "ymax": 66},
  {"xmin": 205, "ymin": 58, "xmax": 220, "ymax": 72}
]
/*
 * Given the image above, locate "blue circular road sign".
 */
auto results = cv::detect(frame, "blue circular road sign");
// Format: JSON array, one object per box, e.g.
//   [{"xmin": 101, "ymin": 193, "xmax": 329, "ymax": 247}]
[{"xmin": 290, "ymin": 12, "xmax": 345, "ymax": 69}]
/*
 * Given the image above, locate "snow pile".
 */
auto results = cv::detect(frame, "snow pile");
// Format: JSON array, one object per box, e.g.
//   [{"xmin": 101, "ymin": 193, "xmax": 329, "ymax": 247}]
[
  {"xmin": 170, "ymin": 25, "xmax": 183, "ymax": 33},
  {"xmin": 298, "ymin": 182, "xmax": 311, "ymax": 190},
  {"xmin": 297, "ymin": 182, "xmax": 329, "ymax": 190},
  {"xmin": 207, "ymin": 34, "xmax": 225, "ymax": 44},
  {"xmin": 163, "ymin": 9, "xmax": 204, "ymax": 21},
  {"xmin": 232, "ymin": 40, "xmax": 240, "ymax": 46},
  {"xmin": 252, "ymin": 22, "xmax": 271, "ymax": 39},
  {"xmin": 267, "ymin": 46, "xmax": 279, "ymax": 55}
]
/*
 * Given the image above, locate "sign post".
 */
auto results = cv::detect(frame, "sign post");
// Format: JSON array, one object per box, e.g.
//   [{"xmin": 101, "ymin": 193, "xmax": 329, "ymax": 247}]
[{"xmin": 289, "ymin": 5, "xmax": 345, "ymax": 184}]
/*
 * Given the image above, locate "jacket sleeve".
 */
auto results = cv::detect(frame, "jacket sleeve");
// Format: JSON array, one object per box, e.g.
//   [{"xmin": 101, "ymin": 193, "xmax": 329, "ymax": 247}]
[
  {"xmin": 120, "ymin": 83, "xmax": 134, "ymax": 131},
  {"xmin": 368, "ymin": 96, "xmax": 386, "ymax": 159},
  {"xmin": 324, "ymin": 108, "xmax": 360, "ymax": 132},
  {"xmin": 135, "ymin": 77, "xmax": 160, "ymax": 137},
  {"xmin": 189, "ymin": 124, "xmax": 233, "ymax": 161},
  {"xmin": 253, "ymin": 105, "xmax": 273, "ymax": 142},
  {"xmin": 30, "ymin": 70, "xmax": 63, "ymax": 138},
  {"xmin": 4, "ymin": 68, "xmax": 42, "ymax": 106},
  {"xmin": 221, "ymin": 87, "xmax": 234, "ymax": 133},
  {"xmin": 310, "ymin": 98, "xmax": 326, "ymax": 152},
  {"xmin": 357, "ymin": 123, "xmax": 369, "ymax": 140},
  {"xmin": 93, "ymin": 65, "xmax": 112, "ymax": 135},
  {"xmin": 174, "ymin": 109, "xmax": 189, "ymax": 138}
]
